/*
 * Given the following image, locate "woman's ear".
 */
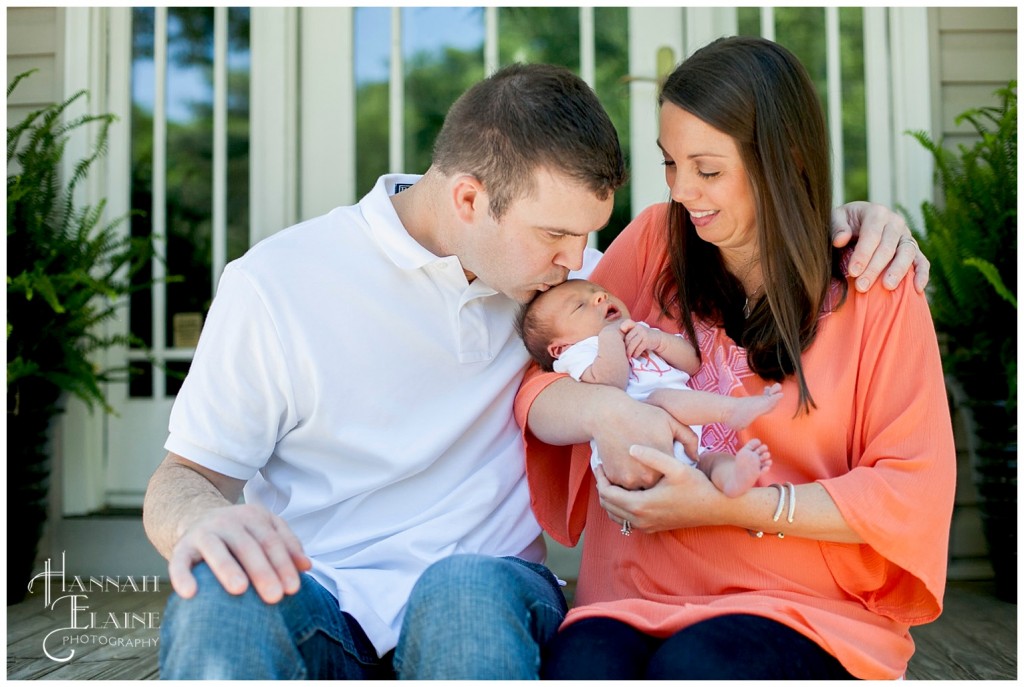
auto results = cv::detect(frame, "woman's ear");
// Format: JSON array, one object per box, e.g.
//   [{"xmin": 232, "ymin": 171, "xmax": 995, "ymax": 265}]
[{"xmin": 452, "ymin": 175, "xmax": 485, "ymax": 224}]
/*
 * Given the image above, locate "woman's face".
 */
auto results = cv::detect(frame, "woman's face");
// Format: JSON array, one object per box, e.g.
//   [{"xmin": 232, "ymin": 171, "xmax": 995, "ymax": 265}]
[{"xmin": 658, "ymin": 101, "xmax": 758, "ymax": 264}]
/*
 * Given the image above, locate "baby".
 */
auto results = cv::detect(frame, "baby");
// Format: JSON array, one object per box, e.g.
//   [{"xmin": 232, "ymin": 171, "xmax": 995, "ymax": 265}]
[{"xmin": 517, "ymin": 279, "xmax": 782, "ymax": 497}]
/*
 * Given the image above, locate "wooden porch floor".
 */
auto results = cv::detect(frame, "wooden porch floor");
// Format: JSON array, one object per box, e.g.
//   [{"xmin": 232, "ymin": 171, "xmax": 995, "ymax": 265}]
[{"xmin": 5, "ymin": 579, "xmax": 1016, "ymax": 680}]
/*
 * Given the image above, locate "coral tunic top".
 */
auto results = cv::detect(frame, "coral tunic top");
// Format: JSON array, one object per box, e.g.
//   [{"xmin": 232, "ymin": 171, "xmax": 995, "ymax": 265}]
[{"xmin": 514, "ymin": 204, "xmax": 956, "ymax": 680}]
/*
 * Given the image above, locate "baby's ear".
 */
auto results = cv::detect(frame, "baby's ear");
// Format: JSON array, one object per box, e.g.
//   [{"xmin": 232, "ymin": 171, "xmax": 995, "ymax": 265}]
[{"xmin": 548, "ymin": 341, "xmax": 570, "ymax": 360}]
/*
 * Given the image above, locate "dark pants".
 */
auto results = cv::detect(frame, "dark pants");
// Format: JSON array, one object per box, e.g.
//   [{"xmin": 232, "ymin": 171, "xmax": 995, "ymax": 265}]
[{"xmin": 541, "ymin": 614, "xmax": 855, "ymax": 680}]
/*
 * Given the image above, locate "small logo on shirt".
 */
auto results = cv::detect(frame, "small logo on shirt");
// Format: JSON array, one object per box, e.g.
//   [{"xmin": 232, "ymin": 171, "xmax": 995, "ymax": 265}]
[{"xmin": 394, "ymin": 183, "xmax": 413, "ymax": 194}]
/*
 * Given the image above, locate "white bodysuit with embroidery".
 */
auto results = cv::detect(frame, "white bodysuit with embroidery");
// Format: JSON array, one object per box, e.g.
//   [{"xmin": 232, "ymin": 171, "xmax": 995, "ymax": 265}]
[{"xmin": 553, "ymin": 329, "xmax": 701, "ymax": 469}]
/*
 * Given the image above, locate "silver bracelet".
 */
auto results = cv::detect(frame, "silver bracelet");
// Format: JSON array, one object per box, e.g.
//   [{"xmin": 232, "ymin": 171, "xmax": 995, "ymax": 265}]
[
  {"xmin": 785, "ymin": 482, "xmax": 796, "ymax": 523},
  {"xmin": 771, "ymin": 483, "xmax": 785, "ymax": 522},
  {"xmin": 749, "ymin": 483, "xmax": 786, "ymax": 538}
]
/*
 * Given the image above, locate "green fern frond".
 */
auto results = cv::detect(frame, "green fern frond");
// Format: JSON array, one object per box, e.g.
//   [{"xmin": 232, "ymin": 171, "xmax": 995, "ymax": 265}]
[{"xmin": 7, "ymin": 70, "xmax": 157, "ymax": 414}]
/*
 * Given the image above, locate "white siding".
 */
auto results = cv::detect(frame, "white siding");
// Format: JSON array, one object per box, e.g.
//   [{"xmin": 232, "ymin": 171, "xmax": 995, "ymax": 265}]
[
  {"xmin": 6, "ymin": 8, "xmax": 63, "ymax": 141},
  {"xmin": 932, "ymin": 7, "xmax": 1017, "ymax": 147}
]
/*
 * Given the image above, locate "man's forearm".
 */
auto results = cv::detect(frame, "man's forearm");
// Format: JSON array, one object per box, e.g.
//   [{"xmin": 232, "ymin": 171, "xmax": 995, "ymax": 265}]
[{"xmin": 142, "ymin": 456, "xmax": 237, "ymax": 560}]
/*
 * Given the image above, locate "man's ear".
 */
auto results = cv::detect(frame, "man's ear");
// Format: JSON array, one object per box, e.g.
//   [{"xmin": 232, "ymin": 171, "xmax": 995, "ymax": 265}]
[{"xmin": 452, "ymin": 175, "xmax": 485, "ymax": 224}]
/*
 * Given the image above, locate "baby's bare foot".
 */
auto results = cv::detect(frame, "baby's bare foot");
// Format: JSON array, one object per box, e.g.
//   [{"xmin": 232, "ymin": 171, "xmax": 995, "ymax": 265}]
[
  {"xmin": 723, "ymin": 385, "xmax": 783, "ymax": 429},
  {"xmin": 719, "ymin": 439, "xmax": 772, "ymax": 497}
]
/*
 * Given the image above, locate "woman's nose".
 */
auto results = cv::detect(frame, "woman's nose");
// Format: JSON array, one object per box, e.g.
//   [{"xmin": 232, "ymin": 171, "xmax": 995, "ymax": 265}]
[{"xmin": 671, "ymin": 176, "xmax": 700, "ymax": 204}]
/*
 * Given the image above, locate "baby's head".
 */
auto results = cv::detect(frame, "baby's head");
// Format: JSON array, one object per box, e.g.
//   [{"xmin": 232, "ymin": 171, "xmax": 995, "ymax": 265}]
[{"xmin": 515, "ymin": 279, "xmax": 631, "ymax": 371}]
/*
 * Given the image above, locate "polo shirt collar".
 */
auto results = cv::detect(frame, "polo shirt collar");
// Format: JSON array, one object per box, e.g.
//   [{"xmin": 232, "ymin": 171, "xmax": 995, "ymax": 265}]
[
  {"xmin": 361, "ymin": 174, "xmax": 499, "ymax": 300},
  {"xmin": 361, "ymin": 174, "xmax": 446, "ymax": 271}
]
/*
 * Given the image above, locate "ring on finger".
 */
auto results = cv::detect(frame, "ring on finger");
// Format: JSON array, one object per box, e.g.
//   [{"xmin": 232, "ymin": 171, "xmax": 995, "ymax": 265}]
[{"xmin": 620, "ymin": 519, "xmax": 631, "ymax": 536}]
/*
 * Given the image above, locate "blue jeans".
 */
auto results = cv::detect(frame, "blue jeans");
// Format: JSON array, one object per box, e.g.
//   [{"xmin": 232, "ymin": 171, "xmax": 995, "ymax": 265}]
[
  {"xmin": 160, "ymin": 555, "xmax": 566, "ymax": 679},
  {"xmin": 396, "ymin": 554, "xmax": 568, "ymax": 679},
  {"xmin": 160, "ymin": 562, "xmax": 392, "ymax": 679}
]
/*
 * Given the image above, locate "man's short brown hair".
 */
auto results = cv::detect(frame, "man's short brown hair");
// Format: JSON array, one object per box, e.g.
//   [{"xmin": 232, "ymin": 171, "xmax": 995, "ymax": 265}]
[{"xmin": 432, "ymin": 63, "xmax": 627, "ymax": 220}]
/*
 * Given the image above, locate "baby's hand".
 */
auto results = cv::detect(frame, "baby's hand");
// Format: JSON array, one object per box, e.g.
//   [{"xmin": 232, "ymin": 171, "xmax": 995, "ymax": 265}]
[{"xmin": 620, "ymin": 320, "xmax": 663, "ymax": 359}]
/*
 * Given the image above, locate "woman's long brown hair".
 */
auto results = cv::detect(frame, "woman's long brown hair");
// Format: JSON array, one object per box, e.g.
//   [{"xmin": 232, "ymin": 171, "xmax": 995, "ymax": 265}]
[{"xmin": 654, "ymin": 36, "xmax": 847, "ymax": 413}]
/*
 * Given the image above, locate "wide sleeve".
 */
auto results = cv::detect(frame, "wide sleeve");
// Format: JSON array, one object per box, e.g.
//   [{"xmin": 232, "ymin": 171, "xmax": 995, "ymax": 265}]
[
  {"xmin": 818, "ymin": 277, "xmax": 956, "ymax": 624},
  {"xmin": 513, "ymin": 365, "xmax": 593, "ymax": 547}
]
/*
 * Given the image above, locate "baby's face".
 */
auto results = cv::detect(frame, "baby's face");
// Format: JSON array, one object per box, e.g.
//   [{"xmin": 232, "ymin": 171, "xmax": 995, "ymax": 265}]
[{"xmin": 537, "ymin": 280, "xmax": 632, "ymax": 349}]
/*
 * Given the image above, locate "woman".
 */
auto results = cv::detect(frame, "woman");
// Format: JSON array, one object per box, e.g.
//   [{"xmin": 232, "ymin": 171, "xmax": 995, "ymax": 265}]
[{"xmin": 515, "ymin": 36, "xmax": 955, "ymax": 680}]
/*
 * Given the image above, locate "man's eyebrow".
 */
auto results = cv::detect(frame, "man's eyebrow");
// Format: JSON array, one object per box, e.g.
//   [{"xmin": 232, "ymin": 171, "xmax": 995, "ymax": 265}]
[{"xmin": 535, "ymin": 223, "xmax": 608, "ymax": 236}]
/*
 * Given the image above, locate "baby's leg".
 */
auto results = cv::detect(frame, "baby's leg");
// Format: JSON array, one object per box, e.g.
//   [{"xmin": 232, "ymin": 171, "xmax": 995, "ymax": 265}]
[
  {"xmin": 647, "ymin": 383, "xmax": 783, "ymax": 431},
  {"xmin": 700, "ymin": 439, "xmax": 772, "ymax": 498}
]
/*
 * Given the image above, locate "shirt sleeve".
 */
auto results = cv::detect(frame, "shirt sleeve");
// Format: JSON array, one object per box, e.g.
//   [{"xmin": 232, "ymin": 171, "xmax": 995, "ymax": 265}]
[
  {"xmin": 552, "ymin": 337, "xmax": 600, "ymax": 380},
  {"xmin": 818, "ymin": 277, "xmax": 956, "ymax": 624},
  {"xmin": 165, "ymin": 263, "xmax": 298, "ymax": 480}
]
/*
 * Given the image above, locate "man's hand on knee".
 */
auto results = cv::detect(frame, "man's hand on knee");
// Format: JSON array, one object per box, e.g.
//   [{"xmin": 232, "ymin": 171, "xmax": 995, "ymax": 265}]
[{"xmin": 169, "ymin": 503, "xmax": 312, "ymax": 605}]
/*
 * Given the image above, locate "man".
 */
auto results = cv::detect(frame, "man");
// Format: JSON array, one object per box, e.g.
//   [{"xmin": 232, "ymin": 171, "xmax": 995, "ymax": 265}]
[{"xmin": 144, "ymin": 63, "xmax": 926, "ymax": 679}]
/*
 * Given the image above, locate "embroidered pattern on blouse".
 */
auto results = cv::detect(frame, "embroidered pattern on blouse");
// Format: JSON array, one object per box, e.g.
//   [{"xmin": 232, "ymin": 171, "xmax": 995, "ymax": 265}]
[{"xmin": 690, "ymin": 281, "xmax": 845, "ymax": 455}]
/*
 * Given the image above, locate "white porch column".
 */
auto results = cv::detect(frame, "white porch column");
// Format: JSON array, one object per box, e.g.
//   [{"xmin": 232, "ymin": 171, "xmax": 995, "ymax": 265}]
[
  {"xmin": 627, "ymin": 7, "xmax": 684, "ymax": 215},
  {"xmin": 250, "ymin": 7, "xmax": 299, "ymax": 243},
  {"xmin": 889, "ymin": 7, "xmax": 933, "ymax": 230},
  {"xmin": 300, "ymin": 8, "xmax": 356, "ymax": 217}
]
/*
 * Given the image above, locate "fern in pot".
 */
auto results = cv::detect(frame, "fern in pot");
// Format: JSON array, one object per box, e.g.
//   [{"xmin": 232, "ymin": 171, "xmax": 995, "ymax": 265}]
[
  {"xmin": 7, "ymin": 71, "xmax": 154, "ymax": 603},
  {"xmin": 907, "ymin": 81, "xmax": 1016, "ymax": 601}
]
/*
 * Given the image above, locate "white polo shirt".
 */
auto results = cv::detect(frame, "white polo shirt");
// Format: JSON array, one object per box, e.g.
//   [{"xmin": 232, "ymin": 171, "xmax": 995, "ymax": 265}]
[{"xmin": 165, "ymin": 174, "xmax": 547, "ymax": 655}]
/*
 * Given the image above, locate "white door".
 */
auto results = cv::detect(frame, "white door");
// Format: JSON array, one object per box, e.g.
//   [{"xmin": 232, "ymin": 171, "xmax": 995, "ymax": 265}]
[{"xmin": 71, "ymin": 6, "xmax": 930, "ymax": 514}]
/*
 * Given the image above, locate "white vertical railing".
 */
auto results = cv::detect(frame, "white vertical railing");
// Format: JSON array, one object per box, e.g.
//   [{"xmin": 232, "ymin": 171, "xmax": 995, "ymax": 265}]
[
  {"xmin": 864, "ymin": 8, "xmax": 894, "ymax": 209},
  {"xmin": 152, "ymin": 7, "xmax": 168, "ymax": 398},
  {"xmin": 580, "ymin": 7, "xmax": 595, "ymax": 87},
  {"xmin": 825, "ymin": 7, "xmax": 845, "ymax": 204},
  {"xmin": 389, "ymin": 8, "xmax": 404, "ymax": 174},
  {"xmin": 484, "ymin": 7, "xmax": 499, "ymax": 76},
  {"xmin": 212, "ymin": 7, "xmax": 228, "ymax": 288},
  {"xmin": 579, "ymin": 7, "xmax": 598, "ymax": 249},
  {"xmin": 760, "ymin": 7, "xmax": 775, "ymax": 42}
]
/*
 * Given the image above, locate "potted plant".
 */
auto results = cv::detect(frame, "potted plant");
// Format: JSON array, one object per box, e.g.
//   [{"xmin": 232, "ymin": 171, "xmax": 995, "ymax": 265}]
[
  {"xmin": 906, "ymin": 81, "xmax": 1017, "ymax": 602},
  {"xmin": 7, "ymin": 71, "xmax": 154, "ymax": 603}
]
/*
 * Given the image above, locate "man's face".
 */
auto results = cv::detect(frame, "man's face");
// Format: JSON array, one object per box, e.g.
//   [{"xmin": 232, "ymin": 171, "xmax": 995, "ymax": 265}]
[{"xmin": 462, "ymin": 168, "xmax": 614, "ymax": 304}]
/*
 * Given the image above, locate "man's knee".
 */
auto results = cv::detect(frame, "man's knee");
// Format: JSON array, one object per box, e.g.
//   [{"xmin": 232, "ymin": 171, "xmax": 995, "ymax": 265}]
[
  {"xmin": 397, "ymin": 555, "xmax": 565, "ymax": 679},
  {"xmin": 163, "ymin": 562, "xmax": 272, "ymax": 626},
  {"xmin": 161, "ymin": 563, "xmax": 302, "ymax": 679},
  {"xmin": 407, "ymin": 554, "xmax": 559, "ymax": 617}
]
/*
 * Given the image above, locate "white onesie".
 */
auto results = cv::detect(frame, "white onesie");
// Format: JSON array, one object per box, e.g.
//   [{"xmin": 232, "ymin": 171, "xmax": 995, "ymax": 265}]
[{"xmin": 552, "ymin": 325, "xmax": 702, "ymax": 470}]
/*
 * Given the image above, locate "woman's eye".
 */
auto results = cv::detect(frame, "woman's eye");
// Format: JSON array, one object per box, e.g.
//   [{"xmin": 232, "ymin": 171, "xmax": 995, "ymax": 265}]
[
  {"xmin": 661, "ymin": 159, "xmax": 676, "ymax": 167},
  {"xmin": 698, "ymin": 170, "xmax": 721, "ymax": 179}
]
